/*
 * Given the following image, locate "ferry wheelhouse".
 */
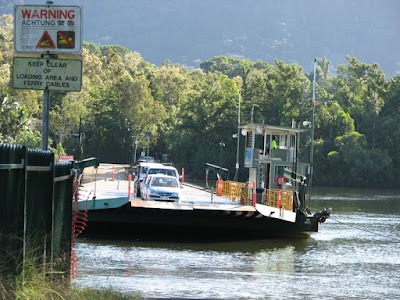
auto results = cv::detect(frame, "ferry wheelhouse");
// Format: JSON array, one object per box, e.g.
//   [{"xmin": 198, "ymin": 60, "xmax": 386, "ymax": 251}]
[{"xmin": 240, "ymin": 122, "xmax": 311, "ymax": 213}]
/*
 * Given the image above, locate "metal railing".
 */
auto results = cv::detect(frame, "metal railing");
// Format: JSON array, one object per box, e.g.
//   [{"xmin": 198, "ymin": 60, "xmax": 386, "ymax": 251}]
[
  {"xmin": 216, "ymin": 180, "xmax": 293, "ymax": 210},
  {"xmin": 262, "ymin": 188, "xmax": 293, "ymax": 211}
]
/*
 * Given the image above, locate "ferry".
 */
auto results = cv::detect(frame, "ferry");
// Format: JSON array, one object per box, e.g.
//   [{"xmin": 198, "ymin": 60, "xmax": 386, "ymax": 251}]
[{"xmin": 77, "ymin": 121, "xmax": 331, "ymax": 239}]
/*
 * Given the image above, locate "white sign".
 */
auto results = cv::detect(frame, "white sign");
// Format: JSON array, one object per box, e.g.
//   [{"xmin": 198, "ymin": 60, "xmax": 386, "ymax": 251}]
[
  {"xmin": 14, "ymin": 5, "xmax": 82, "ymax": 54},
  {"xmin": 13, "ymin": 57, "xmax": 82, "ymax": 91}
]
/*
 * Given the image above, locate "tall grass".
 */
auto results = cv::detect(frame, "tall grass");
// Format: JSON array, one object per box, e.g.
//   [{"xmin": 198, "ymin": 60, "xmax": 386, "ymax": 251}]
[
  {"xmin": 1, "ymin": 270, "xmax": 140, "ymax": 300},
  {"xmin": 0, "ymin": 244, "xmax": 140, "ymax": 300}
]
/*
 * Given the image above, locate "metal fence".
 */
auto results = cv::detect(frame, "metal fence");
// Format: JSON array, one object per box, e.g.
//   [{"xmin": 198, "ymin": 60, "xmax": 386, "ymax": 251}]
[
  {"xmin": 218, "ymin": 180, "xmax": 293, "ymax": 210},
  {"xmin": 0, "ymin": 143, "xmax": 74, "ymax": 280}
]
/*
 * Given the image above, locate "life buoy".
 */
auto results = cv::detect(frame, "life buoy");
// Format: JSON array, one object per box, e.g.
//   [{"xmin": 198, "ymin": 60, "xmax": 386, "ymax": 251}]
[
  {"xmin": 276, "ymin": 174, "xmax": 289, "ymax": 188},
  {"xmin": 276, "ymin": 174, "xmax": 283, "ymax": 188}
]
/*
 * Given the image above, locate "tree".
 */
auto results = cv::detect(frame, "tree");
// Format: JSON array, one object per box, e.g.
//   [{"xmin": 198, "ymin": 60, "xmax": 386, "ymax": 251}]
[
  {"xmin": 379, "ymin": 75, "xmax": 400, "ymax": 184},
  {"xmin": 335, "ymin": 56, "xmax": 386, "ymax": 137},
  {"xmin": 244, "ymin": 60, "xmax": 310, "ymax": 125},
  {"xmin": 1, "ymin": 16, "xmax": 399, "ymax": 187},
  {"xmin": 315, "ymin": 101, "xmax": 354, "ymax": 142},
  {"xmin": 168, "ymin": 72, "xmax": 239, "ymax": 178},
  {"xmin": 333, "ymin": 132, "xmax": 392, "ymax": 187},
  {"xmin": 0, "ymin": 97, "xmax": 29, "ymax": 143}
]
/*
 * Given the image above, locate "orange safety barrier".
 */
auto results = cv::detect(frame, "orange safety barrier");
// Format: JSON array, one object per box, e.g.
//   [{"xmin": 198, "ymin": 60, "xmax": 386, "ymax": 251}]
[
  {"xmin": 278, "ymin": 189, "xmax": 282, "ymax": 208},
  {"xmin": 215, "ymin": 180, "xmax": 294, "ymax": 210},
  {"xmin": 128, "ymin": 174, "xmax": 132, "ymax": 199},
  {"xmin": 217, "ymin": 179, "xmax": 223, "ymax": 196},
  {"xmin": 70, "ymin": 179, "xmax": 89, "ymax": 280},
  {"xmin": 252, "ymin": 180, "xmax": 256, "ymax": 206}
]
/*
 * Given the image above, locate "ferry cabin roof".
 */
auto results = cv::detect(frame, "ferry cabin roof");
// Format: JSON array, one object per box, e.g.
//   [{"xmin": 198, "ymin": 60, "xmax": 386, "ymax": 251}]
[{"xmin": 239, "ymin": 123, "xmax": 308, "ymax": 135}]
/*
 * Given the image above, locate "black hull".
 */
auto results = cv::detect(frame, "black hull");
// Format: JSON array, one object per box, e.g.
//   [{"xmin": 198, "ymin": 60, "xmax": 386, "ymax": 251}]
[{"xmin": 82, "ymin": 204, "xmax": 320, "ymax": 240}]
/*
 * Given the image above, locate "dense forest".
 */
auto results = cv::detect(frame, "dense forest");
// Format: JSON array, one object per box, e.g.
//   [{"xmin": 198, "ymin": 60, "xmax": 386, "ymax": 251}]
[{"xmin": 1, "ymin": 14, "xmax": 399, "ymax": 188}]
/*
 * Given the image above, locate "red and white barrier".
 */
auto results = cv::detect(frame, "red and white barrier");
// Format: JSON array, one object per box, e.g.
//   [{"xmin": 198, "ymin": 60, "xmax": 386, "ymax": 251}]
[{"xmin": 252, "ymin": 180, "xmax": 256, "ymax": 206}]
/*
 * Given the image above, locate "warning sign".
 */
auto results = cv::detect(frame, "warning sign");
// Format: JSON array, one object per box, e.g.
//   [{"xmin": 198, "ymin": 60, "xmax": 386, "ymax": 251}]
[
  {"xmin": 12, "ymin": 57, "xmax": 82, "ymax": 92},
  {"xmin": 14, "ymin": 5, "xmax": 82, "ymax": 54},
  {"xmin": 57, "ymin": 31, "xmax": 75, "ymax": 49},
  {"xmin": 36, "ymin": 31, "xmax": 56, "ymax": 49}
]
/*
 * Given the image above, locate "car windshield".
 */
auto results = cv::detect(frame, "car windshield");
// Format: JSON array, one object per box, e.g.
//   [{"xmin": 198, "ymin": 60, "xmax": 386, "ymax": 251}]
[
  {"xmin": 148, "ymin": 169, "xmax": 177, "ymax": 177},
  {"xmin": 151, "ymin": 177, "xmax": 179, "ymax": 187}
]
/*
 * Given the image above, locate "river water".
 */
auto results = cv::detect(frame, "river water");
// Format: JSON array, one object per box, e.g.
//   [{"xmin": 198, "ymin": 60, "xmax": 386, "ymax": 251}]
[{"xmin": 72, "ymin": 187, "xmax": 400, "ymax": 299}]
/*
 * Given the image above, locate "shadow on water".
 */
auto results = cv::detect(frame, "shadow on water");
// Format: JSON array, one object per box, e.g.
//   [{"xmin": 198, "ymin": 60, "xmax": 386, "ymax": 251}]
[{"xmin": 77, "ymin": 234, "xmax": 318, "ymax": 255}]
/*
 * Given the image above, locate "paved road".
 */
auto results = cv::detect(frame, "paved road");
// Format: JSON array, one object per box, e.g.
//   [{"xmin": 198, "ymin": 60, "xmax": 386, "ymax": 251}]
[{"xmin": 82, "ymin": 163, "xmax": 129, "ymax": 182}]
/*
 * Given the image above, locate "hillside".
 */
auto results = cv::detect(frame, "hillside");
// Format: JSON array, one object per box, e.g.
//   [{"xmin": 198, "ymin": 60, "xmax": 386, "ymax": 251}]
[{"xmin": 3, "ymin": 0, "xmax": 400, "ymax": 76}]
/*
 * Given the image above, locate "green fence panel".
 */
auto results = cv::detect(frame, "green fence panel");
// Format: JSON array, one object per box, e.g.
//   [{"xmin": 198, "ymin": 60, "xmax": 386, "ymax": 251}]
[
  {"xmin": 24, "ymin": 149, "xmax": 54, "ymax": 265},
  {"xmin": 0, "ymin": 144, "xmax": 27, "ymax": 276},
  {"xmin": 0, "ymin": 143, "xmax": 93, "ymax": 281},
  {"xmin": 52, "ymin": 162, "xmax": 74, "ymax": 278}
]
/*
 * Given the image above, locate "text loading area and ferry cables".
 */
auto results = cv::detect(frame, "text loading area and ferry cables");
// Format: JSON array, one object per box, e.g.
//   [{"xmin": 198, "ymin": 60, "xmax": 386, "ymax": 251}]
[{"xmin": 328, "ymin": 217, "xmax": 400, "ymax": 243}]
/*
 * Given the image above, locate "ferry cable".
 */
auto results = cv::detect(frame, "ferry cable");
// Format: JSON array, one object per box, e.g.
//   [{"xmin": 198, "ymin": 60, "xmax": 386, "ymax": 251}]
[{"xmin": 328, "ymin": 217, "xmax": 400, "ymax": 243}]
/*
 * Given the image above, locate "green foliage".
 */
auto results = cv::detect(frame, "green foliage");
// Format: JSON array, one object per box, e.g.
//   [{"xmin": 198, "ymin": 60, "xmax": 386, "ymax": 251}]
[
  {"xmin": 335, "ymin": 56, "xmax": 386, "ymax": 133},
  {"xmin": 315, "ymin": 132, "xmax": 393, "ymax": 187},
  {"xmin": 0, "ymin": 14, "xmax": 399, "ymax": 187},
  {"xmin": 315, "ymin": 101, "xmax": 354, "ymax": 141},
  {"xmin": 200, "ymin": 55, "xmax": 256, "ymax": 79},
  {"xmin": 83, "ymin": 41, "xmax": 102, "ymax": 56},
  {"xmin": 100, "ymin": 44, "xmax": 132, "ymax": 57},
  {"xmin": 168, "ymin": 72, "xmax": 239, "ymax": 177},
  {"xmin": 0, "ymin": 97, "xmax": 29, "ymax": 141},
  {"xmin": 15, "ymin": 129, "xmax": 42, "ymax": 149}
]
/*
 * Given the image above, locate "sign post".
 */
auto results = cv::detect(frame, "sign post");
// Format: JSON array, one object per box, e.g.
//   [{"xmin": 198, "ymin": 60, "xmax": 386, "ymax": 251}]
[
  {"xmin": 41, "ymin": 90, "xmax": 50, "ymax": 150},
  {"xmin": 13, "ymin": 1, "xmax": 83, "ymax": 150}
]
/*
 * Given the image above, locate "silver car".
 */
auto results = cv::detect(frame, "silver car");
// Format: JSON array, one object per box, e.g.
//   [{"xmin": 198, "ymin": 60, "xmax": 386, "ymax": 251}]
[{"xmin": 142, "ymin": 174, "xmax": 181, "ymax": 202}]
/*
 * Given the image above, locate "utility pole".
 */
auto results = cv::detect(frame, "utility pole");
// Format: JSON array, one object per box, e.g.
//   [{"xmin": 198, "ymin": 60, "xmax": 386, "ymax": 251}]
[
  {"xmin": 234, "ymin": 92, "xmax": 241, "ymax": 182},
  {"xmin": 308, "ymin": 58, "xmax": 317, "ymax": 199},
  {"xmin": 78, "ymin": 118, "xmax": 83, "ymax": 161},
  {"xmin": 133, "ymin": 133, "xmax": 139, "ymax": 165}
]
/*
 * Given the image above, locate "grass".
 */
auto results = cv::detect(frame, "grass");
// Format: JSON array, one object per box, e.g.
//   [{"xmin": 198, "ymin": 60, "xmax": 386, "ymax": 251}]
[
  {"xmin": 0, "ymin": 251, "xmax": 140, "ymax": 300},
  {"xmin": 0, "ymin": 273, "xmax": 141, "ymax": 300},
  {"xmin": 0, "ymin": 273, "xmax": 141, "ymax": 299}
]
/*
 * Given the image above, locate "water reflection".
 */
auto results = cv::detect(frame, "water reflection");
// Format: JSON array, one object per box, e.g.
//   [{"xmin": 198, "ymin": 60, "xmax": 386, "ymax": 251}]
[
  {"xmin": 312, "ymin": 187, "xmax": 400, "ymax": 214},
  {"xmin": 78, "ymin": 235, "xmax": 317, "ymax": 253},
  {"xmin": 74, "ymin": 238, "xmax": 307, "ymax": 298}
]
